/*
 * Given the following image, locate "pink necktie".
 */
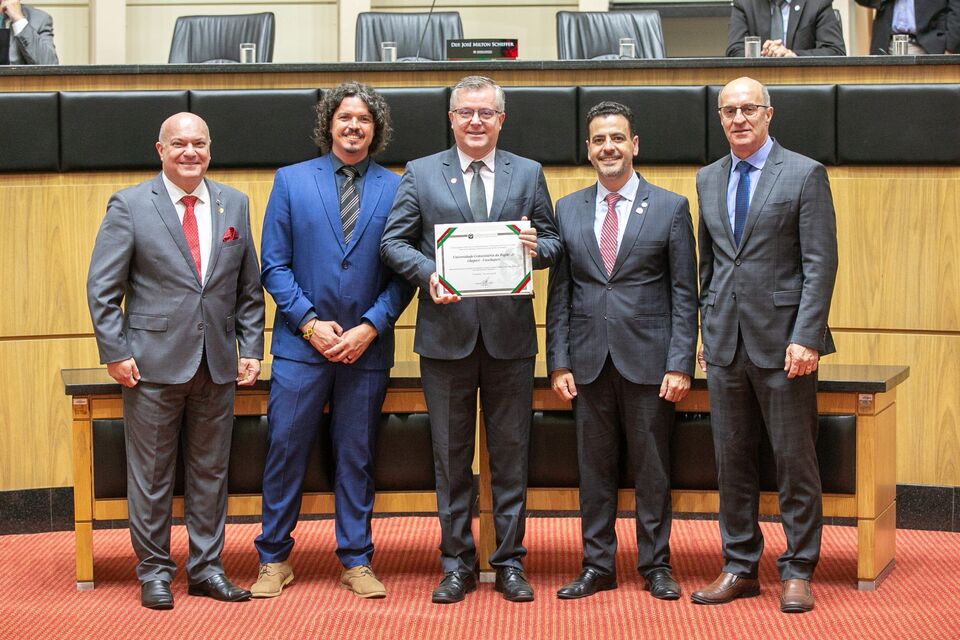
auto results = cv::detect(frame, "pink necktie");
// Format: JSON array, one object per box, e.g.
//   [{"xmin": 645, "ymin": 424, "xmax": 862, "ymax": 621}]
[
  {"xmin": 180, "ymin": 195, "xmax": 202, "ymax": 280},
  {"xmin": 599, "ymin": 192, "xmax": 622, "ymax": 276}
]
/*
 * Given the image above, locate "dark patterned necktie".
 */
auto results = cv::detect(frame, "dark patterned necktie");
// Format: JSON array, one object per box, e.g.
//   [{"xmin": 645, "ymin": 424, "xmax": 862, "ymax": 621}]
[
  {"xmin": 469, "ymin": 160, "xmax": 488, "ymax": 221},
  {"xmin": 340, "ymin": 165, "xmax": 360, "ymax": 243},
  {"xmin": 180, "ymin": 195, "xmax": 202, "ymax": 280},
  {"xmin": 771, "ymin": 0, "xmax": 785, "ymax": 41},
  {"xmin": 734, "ymin": 161, "xmax": 753, "ymax": 246}
]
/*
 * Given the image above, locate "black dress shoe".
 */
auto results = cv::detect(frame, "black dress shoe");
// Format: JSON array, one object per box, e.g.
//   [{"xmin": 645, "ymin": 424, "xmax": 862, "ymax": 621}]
[
  {"xmin": 140, "ymin": 580, "xmax": 173, "ymax": 610},
  {"xmin": 643, "ymin": 569, "xmax": 681, "ymax": 600},
  {"xmin": 431, "ymin": 571, "xmax": 477, "ymax": 604},
  {"xmin": 556, "ymin": 568, "xmax": 617, "ymax": 600},
  {"xmin": 495, "ymin": 567, "xmax": 534, "ymax": 602},
  {"xmin": 188, "ymin": 573, "xmax": 251, "ymax": 602}
]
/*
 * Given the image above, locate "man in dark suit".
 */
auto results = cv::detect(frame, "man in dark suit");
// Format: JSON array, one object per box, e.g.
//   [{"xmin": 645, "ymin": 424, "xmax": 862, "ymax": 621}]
[
  {"xmin": 855, "ymin": 0, "xmax": 959, "ymax": 54},
  {"xmin": 547, "ymin": 101, "xmax": 698, "ymax": 601},
  {"xmin": 726, "ymin": 0, "xmax": 846, "ymax": 57},
  {"xmin": 690, "ymin": 77, "xmax": 837, "ymax": 613},
  {"xmin": 381, "ymin": 75, "xmax": 561, "ymax": 604},
  {"xmin": 252, "ymin": 82, "xmax": 412, "ymax": 600},
  {"xmin": 1, "ymin": 1, "xmax": 59, "ymax": 64},
  {"xmin": 87, "ymin": 112, "xmax": 264, "ymax": 609}
]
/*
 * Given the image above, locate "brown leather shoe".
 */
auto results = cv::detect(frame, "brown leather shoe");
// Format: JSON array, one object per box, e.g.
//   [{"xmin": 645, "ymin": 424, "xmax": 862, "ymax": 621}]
[
  {"xmin": 780, "ymin": 578, "xmax": 814, "ymax": 613},
  {"xmin": 690, "ymin": 572, "xmax": 760, "ymax": 605}
]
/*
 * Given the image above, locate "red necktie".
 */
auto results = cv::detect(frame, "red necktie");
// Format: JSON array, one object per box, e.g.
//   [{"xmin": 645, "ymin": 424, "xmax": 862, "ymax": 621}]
[
  {"xmin": 599, "ymin": 192, "xmax": 622, "ymax": 276},
  {"xmin": 180, "ymin": 195, "xmax": 202, "ymax": 280}
]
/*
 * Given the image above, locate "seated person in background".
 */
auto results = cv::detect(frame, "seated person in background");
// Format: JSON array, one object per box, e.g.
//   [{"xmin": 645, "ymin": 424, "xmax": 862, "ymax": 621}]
[
  {"xmin": 1, "ymin": 0, "xmax": 59, "ymax": 64},
  {"xmin": 726, "ymin": 0, "xmax": 846, "ymax": 57},
  {"xmin": 854, "ymin": 0, "xmax": 959, "ymax": 54}
]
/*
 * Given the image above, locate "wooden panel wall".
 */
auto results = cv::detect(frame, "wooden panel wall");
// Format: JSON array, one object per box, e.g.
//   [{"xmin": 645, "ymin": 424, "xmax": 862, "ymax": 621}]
[{"xmin": 2, "ymin": 164, "xmax": 956, "ymax": 490}]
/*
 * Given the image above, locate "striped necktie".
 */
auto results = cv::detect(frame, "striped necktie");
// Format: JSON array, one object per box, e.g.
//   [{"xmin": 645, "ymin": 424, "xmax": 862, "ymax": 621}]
[
  {"xmin": 339, "ymin": 165, "xmax": 360, "ymax": 243},
  {"xmin": 599, "ymin": 192, "xmax": 622, "ymax": 276}
]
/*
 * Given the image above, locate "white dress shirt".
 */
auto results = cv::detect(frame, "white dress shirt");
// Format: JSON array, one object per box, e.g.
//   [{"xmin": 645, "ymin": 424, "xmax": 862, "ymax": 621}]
[{"xmin": 161, "ymin": 173, "xmax": 212, "ymax": 285}]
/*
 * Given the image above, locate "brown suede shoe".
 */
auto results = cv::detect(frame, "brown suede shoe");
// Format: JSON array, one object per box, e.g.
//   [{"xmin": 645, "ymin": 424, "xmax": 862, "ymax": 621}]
[
  {"xmin": 250, "ymin": 561, "xmax": 294, "ymax": 598},
  {"xmin": 690, "ymin": 572, "xmax": 760, "ymax": 605},
  {"xmin": 780, "ymin": 578, "xmax": 814, "ymax": 613},
  {"xmin": 340, "ymin": 565, "xmax": 386, "ymax": 599}
]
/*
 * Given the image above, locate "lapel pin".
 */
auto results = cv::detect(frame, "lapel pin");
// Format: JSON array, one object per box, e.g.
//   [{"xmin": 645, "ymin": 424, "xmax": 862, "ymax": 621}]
[
  {"xmin": 216, "ymin": 198, "xmax": 224, "ymax": 214},
  {"xmin": 794, "ymin": 4, "xmax": 800, "ymax": 10},
  {"xmin": 450, "ymin": 178, "xmax": 458, "ymax": 184}
]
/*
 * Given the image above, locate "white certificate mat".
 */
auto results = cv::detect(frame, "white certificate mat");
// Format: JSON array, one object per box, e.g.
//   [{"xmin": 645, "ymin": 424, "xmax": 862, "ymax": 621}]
[{"xmin": 434, "ymin": 220, "xmax": 533, "ymax": 297}]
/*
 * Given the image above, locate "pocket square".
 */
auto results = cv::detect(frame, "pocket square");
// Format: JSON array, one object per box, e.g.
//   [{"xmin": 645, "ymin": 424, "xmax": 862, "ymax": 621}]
[{"xmin": 222, "ymin": 227, "xmax": 239, "ymax": 242}]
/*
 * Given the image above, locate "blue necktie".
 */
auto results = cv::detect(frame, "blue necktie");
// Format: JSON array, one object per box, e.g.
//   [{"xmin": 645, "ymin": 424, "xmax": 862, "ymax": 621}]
[{"xmin": 734, "ymin": 160, "xmax": 753, "ymax": 246}]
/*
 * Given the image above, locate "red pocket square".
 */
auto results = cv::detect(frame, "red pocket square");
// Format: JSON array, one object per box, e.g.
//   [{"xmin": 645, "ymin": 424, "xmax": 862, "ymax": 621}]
[{"xmin": 222, "ymin": 227, "xmax": 239, "ymax": 242}]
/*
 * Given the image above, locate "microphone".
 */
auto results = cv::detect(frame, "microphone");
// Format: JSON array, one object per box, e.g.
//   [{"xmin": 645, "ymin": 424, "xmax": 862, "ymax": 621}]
[{"xmin": 414, "ymin": 0, "xmax": 439, "ymax": 61}]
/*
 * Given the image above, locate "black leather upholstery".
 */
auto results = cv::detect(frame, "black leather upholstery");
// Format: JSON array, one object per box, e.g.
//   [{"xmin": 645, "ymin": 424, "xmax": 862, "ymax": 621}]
[
  {"xmin": 168, "ymin": 13, "xmax": 275, "ymax": 64},
  {"xmin": 578, "ymin": 86, "xmax": 707, "ymax": 164},
  {"xmin": 528, "ymin": 411, "xmax": 857, "ymax": 495},
  {"xmin": 0, "ymin": 92, "xmax": 59, "ymax": 171},
  {"xmin": 707, "ymin": 84, "xmax": 837, "ymax": 165},
  {"xmin": 189, "ymin": 89, "xmax": 319, "ymax": 168},
  {"xmin": 355, "ymin": 12, "xmax": 463, "ymax": 62},
  {"xmin": 499, "ymin": 87, "xmax": 580, "ymax": 165},
  {"xmin": 373, "ymin": 87, "xmax": 450, "ymax": 166},
  {"xmin": 556, "ymin": 11, "xmax": 665, "ymax": 60},
  {"xmin": 59, "ymin": 91, "xmax": 189, "ymax": 171},
  {"xmin": 837, "ymin": 84, "xmax": 960, "ymax": 164}
]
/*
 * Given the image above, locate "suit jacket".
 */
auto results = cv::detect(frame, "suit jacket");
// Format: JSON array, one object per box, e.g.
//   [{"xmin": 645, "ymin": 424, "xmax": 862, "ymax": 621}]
[
  {"xmin": 546, "ymin": 174, "xmax": 699, "ymax": 386},
  {"xmin": 5, "ymin": 5, "xmax": 59, "ymax": 65},
  {"xmin": 855, "ymin": 0, "xmax": 960, "ymax": 53},
  {"xmin": 87, "ymin": 174, "xmax": 265, "ymax": 385},
  {"xmin": 697, "ymin": 141, "xmax": 838, "ymax": 369},
  {"xmin": 380, "ymin": 146, "xmax": 561, "ymax": 361},
  {"xmin": 261, "ymin": 155, "xmax": 413, "ymax": 370},
  {"xmin": 726, "ymin": 0, "xmax": 847, "ymax": 56}
]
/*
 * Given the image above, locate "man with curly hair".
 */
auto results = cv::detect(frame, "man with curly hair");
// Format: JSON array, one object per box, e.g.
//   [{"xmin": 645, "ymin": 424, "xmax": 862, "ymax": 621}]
[{"xmin": 251, "ymin": 81, "xmax": 413, "ymax": 599}]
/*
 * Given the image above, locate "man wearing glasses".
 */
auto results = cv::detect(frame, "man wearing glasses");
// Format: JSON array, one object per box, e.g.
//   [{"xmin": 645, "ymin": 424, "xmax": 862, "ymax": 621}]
[
  {"xmin": 381, "ymin": 75, "xmax": 561, "ymax": 604},
  {"xmin": 691, "ymin": 77, "xmax": 837, "ymax": 613}
]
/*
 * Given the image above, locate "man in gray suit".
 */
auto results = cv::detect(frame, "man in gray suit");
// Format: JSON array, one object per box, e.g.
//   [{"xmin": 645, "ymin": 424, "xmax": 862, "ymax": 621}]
[
  {"xmin": 381, "ymin": 75, "xmax": 561, "ymax": 604},
  {"xmin": 87, "ymin": 112, "xmax": 264, "ymax": 610},
  {"xmin": 547, "ymin": 101, "xmax": 698, "ymax": 601},
  {"xmin": 1, "ymin": 1, "xmax": 59, "ymax": 64},
  {"xmin": 690, "ymin": 77, "xmax": 837, "ymax": 613}
]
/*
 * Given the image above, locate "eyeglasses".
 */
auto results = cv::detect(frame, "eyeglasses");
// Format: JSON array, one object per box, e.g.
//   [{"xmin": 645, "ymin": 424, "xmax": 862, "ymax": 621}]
[
  {"xmin": 452, "ymin": 108, "xmax": 501, "ymax": 122},
  {"xmin": 718, "ymin": 104, "xmax": 769, "ymax": 119}
]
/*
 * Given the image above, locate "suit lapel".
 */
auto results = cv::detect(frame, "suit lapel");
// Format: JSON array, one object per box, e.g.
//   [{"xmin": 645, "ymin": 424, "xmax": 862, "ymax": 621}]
[
  {"xmin": 314, "ymin": 156, "xmax": 346, "ymax": 252},
  {"xmin": 610, "ymin": 175, "xmax": 650, "ymax": 279},
  {"xmin": 759, "ymin": 0, "xmax": 773, "ymax": 41},
  {"xmin": 203, "ymin": 180, "xmax": 227, "ymax": 285},
  {"xmin": 440, "ymin": 147, "xmax": 473, "ymax": 223},
  {"xmin": 577, "ymin": 184, "xmax": 605, "ymax": 276},
  {"xmin": 715, "ymin": 155, "xmax": 738, "ymax": 252},
  {"xmin": 488, "ymin": 150, "xmax": 513, "ymax": 221},
  {"xmin": 151, "ymin": 174, "xmax": 201, "ymax": 285},
  {"xmin": 346, "ymin": 162, "xmax": 386, "ymax": 255},
  {"xmin": 738, "ymin": 142, "xmax": 784, "ymax": 252},
  {"xmin": 785, "ymin": 0, "xmax": 805, "ymax": 49}
]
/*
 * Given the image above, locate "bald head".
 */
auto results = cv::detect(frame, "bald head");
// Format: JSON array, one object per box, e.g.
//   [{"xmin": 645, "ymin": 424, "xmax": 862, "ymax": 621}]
[
  {"xmin": 156, "ymin": 112, "xmax": 211, "ymax": 193},
  {"xmin": 717, "ymin": 76, "xmax": 774, "ymax": 160}
]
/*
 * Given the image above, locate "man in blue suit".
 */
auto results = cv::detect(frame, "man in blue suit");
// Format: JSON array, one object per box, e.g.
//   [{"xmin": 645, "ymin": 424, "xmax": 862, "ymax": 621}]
[{"xmin": 252, "ymin": 82, "xmax": 413, "ymax": 599}]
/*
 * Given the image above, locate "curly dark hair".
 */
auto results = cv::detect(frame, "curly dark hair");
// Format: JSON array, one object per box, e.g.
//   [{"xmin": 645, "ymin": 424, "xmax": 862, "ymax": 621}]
[
  {"xmin": 585, "ymin": 101, "xmax": 636, "ymax": 137},
  {"xmin": 312, "ymin": 81, "xmax": 392, "ymax": 155}
]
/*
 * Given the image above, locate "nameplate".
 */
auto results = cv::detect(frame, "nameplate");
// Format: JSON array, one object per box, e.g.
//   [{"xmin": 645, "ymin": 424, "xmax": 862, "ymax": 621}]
[{"xmin": 446, "ymin": 39, "xmax": 519, "ymax": 61}]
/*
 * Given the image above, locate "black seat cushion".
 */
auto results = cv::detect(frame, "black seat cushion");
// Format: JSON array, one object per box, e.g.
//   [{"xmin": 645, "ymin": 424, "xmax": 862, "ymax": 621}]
[
  {"xmin": 0, "ymin": 92, "xmax": 59, "ymax": 171},
  {"xmin": 374, "ymin": 87, "xmax": 450, "ymax": 166},
  {"xmin": 499, "ymin": 87, "xmax": 579, "ymax": 165}
]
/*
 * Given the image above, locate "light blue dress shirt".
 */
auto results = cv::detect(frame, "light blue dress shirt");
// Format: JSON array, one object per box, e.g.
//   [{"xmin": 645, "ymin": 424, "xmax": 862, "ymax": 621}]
[{"xmin": 726, "ymin": 136, "xmax": 775, "ymax": 232}]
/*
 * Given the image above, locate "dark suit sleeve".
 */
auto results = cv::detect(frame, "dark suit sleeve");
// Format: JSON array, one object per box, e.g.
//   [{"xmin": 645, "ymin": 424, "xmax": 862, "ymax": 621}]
[
  {"xmin": 360, "ymin": 274, "xmax": 415, "ymax": 337},
  {"xmin": 792, "ymin": 1, "xmax": 846, "ymax": 56},
  {"xmin": 726, "ymin": 0, "xmax": 751, "ymax": 57},
  {"xmin": 86, "ymin": 193, "xmax": 135, "ymax": 365},
  {"xmin": 380, "ymin": 162, "xmax": 434, "ymax": 291},
  {"xmin": 665, "ymin": 197, "xmax": 699, "ymax": 376},
  {"xmin": 696, "ymin": 177, "xmax": 716, "ymax": 309},
  {"xmin": 792, "ymin": 163, "xmax": 838, "ymax": 350},
  {"xmin": 234, "ymin": 194, "xmax": 265, "ymax": 360},
  {"xmin": 530, "ymin": 166, "xmax": 561, "ymax": 270},
  {"xmin": 545, "ymin": 202, "xmax": 572, "ymax": 373},
  {"xmin": 948, "ymin": 0, "xmax": 960, "ymax": 52},
  {"xmin": 14, "ymin": 11, "xmax": 59, "ymax": 65}
]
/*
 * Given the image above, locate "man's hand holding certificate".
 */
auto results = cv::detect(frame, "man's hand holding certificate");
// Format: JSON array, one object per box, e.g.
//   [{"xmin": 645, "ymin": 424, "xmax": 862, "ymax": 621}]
[{"xmin": 432, "ymin": 218, "xmax": 536, "ymax": 300}]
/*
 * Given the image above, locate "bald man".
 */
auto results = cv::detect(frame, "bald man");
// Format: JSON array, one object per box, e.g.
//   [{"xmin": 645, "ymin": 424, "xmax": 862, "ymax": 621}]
[{"xmin": 87, "ymin": 113, "xmax": 264, "ymax": 609}]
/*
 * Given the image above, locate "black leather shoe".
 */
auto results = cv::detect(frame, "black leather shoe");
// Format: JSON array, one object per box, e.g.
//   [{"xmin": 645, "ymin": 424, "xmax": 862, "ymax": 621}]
[
  {"xmin": 557, "ymin": 568, "xmax": 617, "ymax": 600},
  {"xmin": 495, "ymin": 567, "xmax": 534, "ymax": 602},
  {"xmin": 431, "ymin": 571, "xmax": 477, "ymax": 604},
  {"xmin": 188, "ymin": 573, "xmax": 251, "ymax": 602},
  {"xmin": 140, "ymin": 580, "xmax": 173, "ymax": 610},
  {"xmin": 643, "ymin": 569, "xmax": 681, "ymax": 600}
]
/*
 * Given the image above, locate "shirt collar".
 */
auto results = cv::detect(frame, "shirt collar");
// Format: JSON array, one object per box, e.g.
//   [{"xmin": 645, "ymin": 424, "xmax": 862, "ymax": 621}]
[
  {"xmin": 597, "ymin": 171, "xmax": 640, "ymax": 204},
  {"xmin": 457, "ymin": 147, "xmax": 497, "ymax": 173},
  {"xmin": 330, "ymin": 153, "xmax": 371, "ymax": 177},
  {"xmin": 162, "ymin": 173, "xmax": 209, "ymax": 204},
  {"xmin": 730, "ymin": 136, "xmax": 775, "ymax": 172}
]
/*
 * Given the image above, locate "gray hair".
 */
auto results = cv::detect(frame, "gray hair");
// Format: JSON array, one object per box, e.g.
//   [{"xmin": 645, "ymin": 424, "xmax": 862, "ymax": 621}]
[{"xmin": 450, "ymin": 75, "xmax": 506, "ymax": 113}]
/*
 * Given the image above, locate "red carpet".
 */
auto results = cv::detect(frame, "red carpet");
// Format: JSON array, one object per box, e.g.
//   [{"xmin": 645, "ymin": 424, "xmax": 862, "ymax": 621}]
[{"xmin": 1, "ymin": 517, "xmax": 958, "ymax": 640}]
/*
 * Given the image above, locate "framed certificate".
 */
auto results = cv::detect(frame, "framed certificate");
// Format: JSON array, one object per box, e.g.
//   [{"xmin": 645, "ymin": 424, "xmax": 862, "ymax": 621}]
[{"xmin": 434, "ymin": 221, "xmax": 533, "ymax": 297}]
